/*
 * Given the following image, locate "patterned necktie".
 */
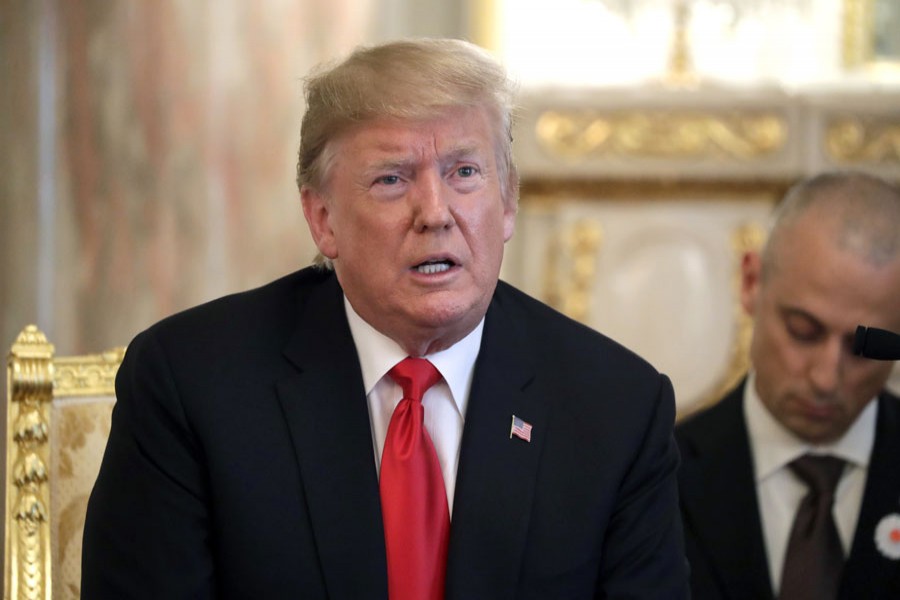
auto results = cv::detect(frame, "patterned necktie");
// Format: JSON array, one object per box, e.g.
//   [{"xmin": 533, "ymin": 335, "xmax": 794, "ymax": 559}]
[
  {"xmin": 779, "ymin": 454, "xmax": 846, "ymax": 600},
  {"xmin": 380, "ymin": 358, "xmax": 449, "ymax": 600}
]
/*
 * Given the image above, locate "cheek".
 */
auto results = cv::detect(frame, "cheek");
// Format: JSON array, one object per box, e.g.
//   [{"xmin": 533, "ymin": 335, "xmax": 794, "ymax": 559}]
[
  {"xmin": 753, "ymin": 319, "xmax": 789, "ymax": 365},
  {"xmin": 751, "ymin": 325, "xmax": 807, "ymax": 395},
  {"xmin": 340, "ymin": 211, "xmax": 399, "ymax": 251},
  {"xmin": 847, "ymin": 362, "xmax": 894, "ymax": 397}
]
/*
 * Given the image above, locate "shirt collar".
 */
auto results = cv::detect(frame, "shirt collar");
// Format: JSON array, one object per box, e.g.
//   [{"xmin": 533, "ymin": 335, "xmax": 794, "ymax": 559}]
[
  {"xmin": 744, "ymin": 370, "xmax": 878, "ymax": 483},
  {"xmin": 343, "ymin": 295, "xmax": 483, "ymax": 417}
]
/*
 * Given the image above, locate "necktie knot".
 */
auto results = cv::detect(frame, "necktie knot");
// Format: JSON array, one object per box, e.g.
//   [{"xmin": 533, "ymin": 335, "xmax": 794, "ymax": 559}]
[
  {"xmin": 388, "ymin": 357, "xmax": 441, "ymax": 403},
  {"xmin": 789, "ymin": 454, "xmax": 845, "ymax": 498}
]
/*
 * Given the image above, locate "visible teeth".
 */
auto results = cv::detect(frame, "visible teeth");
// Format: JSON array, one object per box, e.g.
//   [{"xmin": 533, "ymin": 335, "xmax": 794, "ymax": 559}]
[{"xmin": 416, "ymin": 262, "xmax": 450, "ymax": 274}]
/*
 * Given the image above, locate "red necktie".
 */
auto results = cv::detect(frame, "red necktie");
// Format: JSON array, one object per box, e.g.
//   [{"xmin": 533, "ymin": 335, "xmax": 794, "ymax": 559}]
[{"xmin": 380, "ymin": 358, "xmax": 449, "ymax": 600}]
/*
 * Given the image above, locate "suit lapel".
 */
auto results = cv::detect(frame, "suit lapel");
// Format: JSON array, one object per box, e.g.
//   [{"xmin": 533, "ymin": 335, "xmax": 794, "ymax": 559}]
[
  {"xmin": 840, "ymin": 392, "xmax": 900, "ymax": 599},
  {"xmin": 276, "ymin": 275, "xmax": 388, "ymax": 599},
  {"xmin": 679, "ymin": 385, "xmax": 774, "ymax": 599},
  {"xmin": 445, "ymin": 288, "xmax": 546, "ymax": 600}
]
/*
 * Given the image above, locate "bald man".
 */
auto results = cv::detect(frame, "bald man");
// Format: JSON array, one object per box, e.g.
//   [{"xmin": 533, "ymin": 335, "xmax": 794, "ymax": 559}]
[{"xmin": 676, "ymin": 171, "xmax": 900, "ymax": 599}]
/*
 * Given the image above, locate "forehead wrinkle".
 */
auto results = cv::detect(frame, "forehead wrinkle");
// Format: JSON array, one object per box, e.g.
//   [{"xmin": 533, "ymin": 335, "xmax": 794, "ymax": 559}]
[
  {"xmin": 367, "ymin": 156, "xmax": 417, "ymax": 172},
  {"xmin": 440, "ymin": 142, "xmax": 483, "ymax": 162}
]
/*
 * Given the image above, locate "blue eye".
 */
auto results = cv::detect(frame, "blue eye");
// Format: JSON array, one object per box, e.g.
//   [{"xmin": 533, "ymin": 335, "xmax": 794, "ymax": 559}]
[
  {"xmin": 457, "ymin": 166, "xmax": 476, "ymax": 177},
  {"xmin": 376, "ymin": 175, "xmax": 400, "ymax": 185}
]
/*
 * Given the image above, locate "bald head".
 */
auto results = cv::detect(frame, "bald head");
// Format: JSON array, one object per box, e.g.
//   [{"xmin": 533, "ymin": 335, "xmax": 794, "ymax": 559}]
[
  {"xmin": 744, "ymin": 170, "xmax": 900, "ymax": 443},
  {"xmin": 762, "ymin": 171, "xmax": 900, "ymax": 281}
]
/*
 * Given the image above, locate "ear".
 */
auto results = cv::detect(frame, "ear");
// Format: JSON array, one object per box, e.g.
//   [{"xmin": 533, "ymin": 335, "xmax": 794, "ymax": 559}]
[
  {"xmin": 502, "ymin": 174, "xmax": 519, "ymax": 243},
  {"xmin": 301, "ymin": 186, "xmax": 338, "ymax": 259},
  {"xmin": 740, "ymin": 250, "xmax": 762, "ymax": 316},
  {"xmin": 502, "ymin": 208, "xmax": 516, "ymax": 242}
]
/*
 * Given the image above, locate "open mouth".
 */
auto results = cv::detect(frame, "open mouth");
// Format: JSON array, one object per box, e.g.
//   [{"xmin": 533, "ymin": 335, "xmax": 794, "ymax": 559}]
[{"xmin": 414, "ymin": 259, "xmax": 455, "ymax": 275}]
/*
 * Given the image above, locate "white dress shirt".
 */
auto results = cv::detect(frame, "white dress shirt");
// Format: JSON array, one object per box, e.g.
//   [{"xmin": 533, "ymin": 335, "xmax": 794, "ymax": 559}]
[
  {"xmin": 744, "ymin": 371, "xmax": 878, "ymax": 594},
  {"xmin": 344, "ymin": 295, "xmax": 482, "ymax": 516}
]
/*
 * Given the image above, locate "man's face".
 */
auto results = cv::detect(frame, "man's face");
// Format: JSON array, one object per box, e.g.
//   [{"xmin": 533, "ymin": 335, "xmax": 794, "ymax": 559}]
[
  {"xmin": 302, "ymin": 106, "xmax": 516, "ymax": 355},
  {"xmin": 742, "ymin": 214, "xmax": 900, "ymax": 443}
]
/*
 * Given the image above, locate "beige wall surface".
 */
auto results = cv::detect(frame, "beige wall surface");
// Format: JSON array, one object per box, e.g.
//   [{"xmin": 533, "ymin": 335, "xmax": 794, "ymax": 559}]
[{"xmin": 1, "ymin": 0, "xmax": 468, "ymax": 357}]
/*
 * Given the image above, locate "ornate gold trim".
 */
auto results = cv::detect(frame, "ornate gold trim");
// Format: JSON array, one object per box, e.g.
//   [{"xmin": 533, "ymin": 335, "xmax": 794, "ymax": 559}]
[
  {"xmin": 520, "ymin": 178, "xmax": 794, "ymax": 202},
  {"xmin": 534, "ymin": 110, "xmax": 787, "ymax": 160},
  {"xmin": 679, "ymin": 223, "xmax": 766, "ymax": 420},
  {"xmin": 467, "ymin": 0, "xmax": 499, "ymax": 53},
  {"xmin": 543, "ymin": 219, "xmax": 604, "ymax": 322},
  {"xmin": 5, "ymin": 326, "xmax": 125, "ymax": 599},
  {"xmin": 843, "ymin": 0, "xmax": 875, "ymax": 69},
  {"xmin": 54, "ymin": 350, "xmax": 125, "ymax": 397},
  {"xmin": 826, "ymin": 116, "xmax": 900, "ymax": 164},
  {"xmin": 665, "ymin": 0, "xmax": 697, "ymax": 85},
  {"xmin": 6, "ymin": 325, "xmax": 54, "ymax": 600}
]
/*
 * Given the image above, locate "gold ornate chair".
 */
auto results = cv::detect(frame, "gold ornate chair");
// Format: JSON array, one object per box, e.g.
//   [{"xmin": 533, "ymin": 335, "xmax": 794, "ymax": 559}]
[{"xmin": 5, "ymin": 325, "xmax": 125, "ymax": 600}]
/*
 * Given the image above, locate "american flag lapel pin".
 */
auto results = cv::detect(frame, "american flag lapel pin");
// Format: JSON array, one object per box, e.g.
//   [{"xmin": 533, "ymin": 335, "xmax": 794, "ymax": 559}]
[{"xmin": 510, "ymin": 415, "xmax": 533, "ymax": 442}]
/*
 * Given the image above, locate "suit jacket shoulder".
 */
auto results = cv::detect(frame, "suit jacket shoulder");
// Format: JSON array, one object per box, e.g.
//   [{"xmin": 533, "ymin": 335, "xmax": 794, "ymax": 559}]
[
  {"xmin": 675, "ymin": 381, "xmax": 774, "ymax": 599},
  {"xmin": 490, "ymin": 280, "xmax": 664, "ymax": 382}
]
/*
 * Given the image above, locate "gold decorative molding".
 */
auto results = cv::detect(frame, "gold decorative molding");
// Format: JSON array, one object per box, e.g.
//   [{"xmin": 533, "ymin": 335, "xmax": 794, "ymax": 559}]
[
  {"xmin": 665, "ymin": 0, "xmax": 698, "ymax": 86},
  {"xmin": 5, "ymin": 325, "xmax": 125, "ymax": 600},
  {"xmin": 679, "ymin": 223, "xmax": 766, "ymax": 420},
  {"xmin": 826, "ymin": 116, "xmax": 900, "ymax": 164},
  {"xmin": 520, "ymin": 178, "xmax": 793, "ymax": 203},
  {"xmin": 6, "ymin": 325, "xmax": 54, "ymax": 600},
  {"xmin": 54, "ymin": 349, "xmax": 125, "ymax": 397},
  {"xmin": 843, "ymin": 0, "xmax": 900, "ymax": 74},
  {"xmin": 543, "ymin": 219, "xmax": 604, "ymax": 323},
  {"xmin": 842, "ymin": 0, "xmax": 873, "ymax": 69},
  {"xmin": 467, "ymin": 0, "xmax": 500, "ymax": 54},
  {"xmin": 535, "ymin": 110, "xmax": 787, "ymax": 160}
]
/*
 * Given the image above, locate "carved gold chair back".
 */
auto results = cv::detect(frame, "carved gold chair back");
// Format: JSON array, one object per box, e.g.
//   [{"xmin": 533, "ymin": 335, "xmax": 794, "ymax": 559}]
[{"xmin": 5, "ymin": 325, "xmax": 124, "ymax": 600}]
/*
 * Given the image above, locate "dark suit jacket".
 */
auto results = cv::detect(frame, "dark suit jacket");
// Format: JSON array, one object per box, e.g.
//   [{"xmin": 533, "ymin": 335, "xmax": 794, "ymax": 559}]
[
  {"xmin": 82, "ymin": 266, "xmax": 688, "ymax": 599},
  {"xmin": 676, "ymin": 379, "xmax": 900, "ymax": 599}
]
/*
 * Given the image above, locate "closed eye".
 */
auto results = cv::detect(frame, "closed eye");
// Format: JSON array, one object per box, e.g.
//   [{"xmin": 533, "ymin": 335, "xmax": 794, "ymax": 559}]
[{"xmin": 783, "ymin": 310, "xmax": 824, "ymax": 343}]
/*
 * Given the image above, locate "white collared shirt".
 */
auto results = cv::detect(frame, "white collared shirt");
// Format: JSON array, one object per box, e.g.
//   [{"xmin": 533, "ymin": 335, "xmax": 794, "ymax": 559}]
[
  {"xmin": 344, "ymin": 296, "xmax": 483, "ymax": 516},
  {"xmin": 744, "ymin": 371, "xmax": 878, "ymax": 594}
]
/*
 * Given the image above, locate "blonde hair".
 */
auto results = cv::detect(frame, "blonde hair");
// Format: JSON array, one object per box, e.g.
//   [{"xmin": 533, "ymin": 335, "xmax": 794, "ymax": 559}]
[{"xmin": 295, "ymin": 38, "xmax": 519, "ymax": 206}]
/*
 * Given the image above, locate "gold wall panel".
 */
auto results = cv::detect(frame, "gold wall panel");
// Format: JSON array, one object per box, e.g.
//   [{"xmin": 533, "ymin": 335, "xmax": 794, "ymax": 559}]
[
  {"xmin": 542, "ymin": 220, "xmax": 604, "ymax": 323},
  {"xmin": 826, "ymin": 116, "xmax": 900, "ymax": 164},
  {"xmin": 535, "ymin": 110, "xmax": 787, "ymax": 160}
]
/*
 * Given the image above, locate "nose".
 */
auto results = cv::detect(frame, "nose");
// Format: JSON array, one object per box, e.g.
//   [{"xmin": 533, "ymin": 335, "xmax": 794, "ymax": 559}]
[
  {"xmin": 808, "ymin": 337, "xmax": 843, "ymax": 396},
  {"xmin": 412, "ymin": 171, "xmax": 455, "ymax": 232}
]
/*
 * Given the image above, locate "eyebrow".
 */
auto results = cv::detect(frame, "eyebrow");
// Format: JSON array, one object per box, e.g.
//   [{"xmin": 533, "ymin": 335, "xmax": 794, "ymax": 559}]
[
  {"xmin": 780, "ymin": 306, "xmax": 823, "ymax": 327},
  {"xmin": 365, "ymin": 142, "xmax": 487, "ymax": 174},
  {"xmin": 441, "ymin": 143, "xmax": 483, "ymax": 163},
  {"xmin": 367, "ymin": 157, "xmax": 415, "ymax": 173}
]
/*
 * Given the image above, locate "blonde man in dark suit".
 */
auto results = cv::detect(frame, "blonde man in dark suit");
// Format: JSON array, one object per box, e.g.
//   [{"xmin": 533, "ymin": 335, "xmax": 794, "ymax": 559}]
[{"xmin": 83, "ymin": 39, "xmax": 688, "ymax": 599}]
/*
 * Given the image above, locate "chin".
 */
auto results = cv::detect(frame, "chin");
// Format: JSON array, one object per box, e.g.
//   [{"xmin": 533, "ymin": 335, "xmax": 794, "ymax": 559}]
[
  {"xmin": 792, "ymin": 422, "xmax": 842, "ymax": 445},
  {"xmin": 413, "ymin": 297, "xmax": 483, "ymax": 329}
]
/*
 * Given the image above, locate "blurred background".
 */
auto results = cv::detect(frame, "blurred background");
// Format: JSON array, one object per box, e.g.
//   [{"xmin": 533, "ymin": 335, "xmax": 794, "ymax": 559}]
[{"xmin": 3, "ymin": 0, "xmax": 899, "ymax": 415}]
